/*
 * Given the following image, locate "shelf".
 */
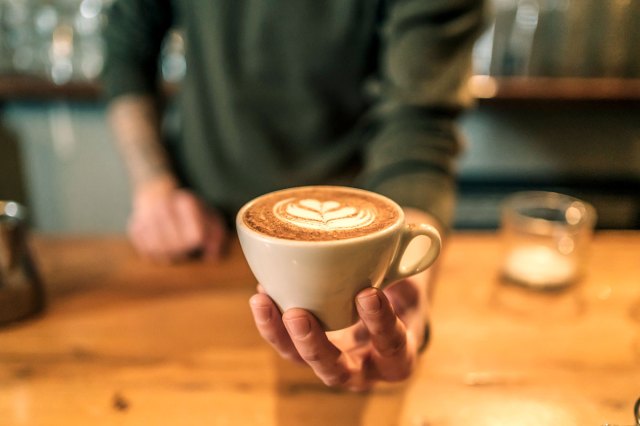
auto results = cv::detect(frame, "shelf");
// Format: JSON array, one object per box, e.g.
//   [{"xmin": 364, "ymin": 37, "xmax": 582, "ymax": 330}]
[
  {"xmin": 2, "ymin": 74, "xmax": 640, "ymax": 102},
  {"xmin": 469, "ymin": 76, "xmax": 640, "ymax": 101},
  {"xmin": 0, "ymin": 75, "xmax": 179, "ymax": 102},
  {"xmin": 0, "ymin": 74, "xmax": 103, "ymax": 101}
]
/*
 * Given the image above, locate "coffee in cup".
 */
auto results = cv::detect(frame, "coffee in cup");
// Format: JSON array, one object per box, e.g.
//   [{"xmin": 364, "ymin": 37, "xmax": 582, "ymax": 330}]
[
  {"xmin": 237, "ymin": 186, "xmax": 441, "ymax": 330},
  {"xmin": 242, "ymin": 186, "xmax": 400, "ymax": 241}
]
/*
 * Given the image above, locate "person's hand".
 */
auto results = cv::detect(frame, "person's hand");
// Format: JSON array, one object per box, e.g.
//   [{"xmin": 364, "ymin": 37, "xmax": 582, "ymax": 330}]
[
  {"xmin": 128, "ymin": 176, "xmax": 227, "ymax": 263},
  {"xmin": 249, "ymin": 277, "xmax": 430, "ymax": 392}
]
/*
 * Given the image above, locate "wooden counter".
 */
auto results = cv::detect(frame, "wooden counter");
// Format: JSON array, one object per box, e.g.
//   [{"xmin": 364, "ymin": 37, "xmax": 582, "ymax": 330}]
[{"xmin": 0, "ymin": 232, "xmax": 638, "ymax": 425}]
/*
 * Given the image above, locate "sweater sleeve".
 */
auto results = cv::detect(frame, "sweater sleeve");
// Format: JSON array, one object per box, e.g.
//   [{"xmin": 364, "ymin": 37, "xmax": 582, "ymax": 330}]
[
  {"xmin": 358, "ymin": 0, "xmax": 487, "ymax": 231},
  {"xmin": 101, "ymin": 0, "xmax": 174, "ymax": 101}
]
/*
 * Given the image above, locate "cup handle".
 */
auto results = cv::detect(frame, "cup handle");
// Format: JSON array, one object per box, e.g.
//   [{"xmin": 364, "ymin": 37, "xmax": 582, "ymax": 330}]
[{"xmin": 380, "ymin": 224, "xmax": 441, "ymax": 288}]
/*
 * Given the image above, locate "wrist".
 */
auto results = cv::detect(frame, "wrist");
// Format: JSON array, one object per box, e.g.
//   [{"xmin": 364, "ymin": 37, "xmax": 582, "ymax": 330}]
[
  {"xmin": 133, "ymin": 173, "xmax": 180, "ymax": 201},
  {"xmin": 401, "ymin": 273, "xmax": 434, "ymax": 355}
]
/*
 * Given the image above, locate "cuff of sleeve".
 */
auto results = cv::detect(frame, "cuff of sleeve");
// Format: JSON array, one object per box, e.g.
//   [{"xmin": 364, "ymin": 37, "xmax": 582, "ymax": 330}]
[{"xmin": 101, "ymin": 63, "xmax": 159, "ymax": 101}]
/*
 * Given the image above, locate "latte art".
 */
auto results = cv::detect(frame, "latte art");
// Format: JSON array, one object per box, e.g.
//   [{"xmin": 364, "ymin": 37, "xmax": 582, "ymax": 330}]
[
  {"xmin": 274, "ymin": 198, "xmax": 376, "ymax": 231},
  {"xmin": 242, "ymin": 186, "xmax": 401, "ymax": 241}
]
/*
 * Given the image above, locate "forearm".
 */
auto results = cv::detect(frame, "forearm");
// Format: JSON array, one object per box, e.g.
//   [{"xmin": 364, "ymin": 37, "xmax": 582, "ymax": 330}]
[
  {"xmin": 360, "ymin": 0, "xmax": 486, "ymax": 231},
  {"xmin": 107, "ymin": 95, "xmax": 177, "ymax": 191}
]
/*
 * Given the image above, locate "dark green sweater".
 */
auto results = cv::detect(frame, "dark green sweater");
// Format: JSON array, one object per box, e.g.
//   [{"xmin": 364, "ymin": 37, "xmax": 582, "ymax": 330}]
[{"xmin": 103, "ymin": 0, "xmax": 486, "ymax": 229}]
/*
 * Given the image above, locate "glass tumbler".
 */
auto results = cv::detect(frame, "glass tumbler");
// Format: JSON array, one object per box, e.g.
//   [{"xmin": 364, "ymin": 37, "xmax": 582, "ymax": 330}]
[{"xmin": 500, "ymin": 191, "xmax": 597, "ymax": 290}]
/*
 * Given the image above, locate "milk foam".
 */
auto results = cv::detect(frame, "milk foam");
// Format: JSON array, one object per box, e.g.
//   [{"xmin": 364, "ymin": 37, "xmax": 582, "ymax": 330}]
[{"xmin": 273, "ymin": 198, "xmax": 376, "ymax": 231}]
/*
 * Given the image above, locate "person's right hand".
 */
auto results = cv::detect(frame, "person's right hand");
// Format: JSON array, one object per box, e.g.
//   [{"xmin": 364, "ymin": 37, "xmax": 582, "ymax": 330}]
[{"xmin": 127, "ymin": 176, "xmax": 227, "ymax": 263}]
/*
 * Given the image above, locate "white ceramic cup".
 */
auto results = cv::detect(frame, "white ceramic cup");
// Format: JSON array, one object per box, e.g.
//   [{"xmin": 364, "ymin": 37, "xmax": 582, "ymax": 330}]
[{"xmin": 236, "ymin": 187, "xmax": 441, "ymax": 331}]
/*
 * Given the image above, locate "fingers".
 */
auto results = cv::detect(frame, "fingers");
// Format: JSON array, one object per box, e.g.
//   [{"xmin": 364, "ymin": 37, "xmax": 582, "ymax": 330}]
[
  {"xmin": 356, "ymin": 288, "xmax": 415, "ymax": 382},
  {"xmin": 128, "ymin": 214, "xmax": 173, "ymax": 263},
  {"xmin": 128, "ymin": 189, "xmax": 226, "ymax": 262},
  {"xmin": 383, "ymin": 279, "xmax": 420, "ymax": 319},
  {"xmin": 128, "ymin": 196, "xmax": 185, "ymax": 262},
  {"xmin": 201, "ymin": 208, "xmax": 228, "ymax": 260},
  {"xmin": 173, "ymin": 192, "xmax": 207, "ymax": 250},
  {"xmin": 249, "ymin": 294, "xmax": 303, "ymax": 363},
  {"xmin": 252, "ymin": 289, "xmax": 413, "ymax": 390},
  {"xmin": 250, "ymin": 296, "xmax": 358, "ymax": 388},
  {"xmin": 282, "ymin": 309, "xmax": 351, "ymax": 388}
]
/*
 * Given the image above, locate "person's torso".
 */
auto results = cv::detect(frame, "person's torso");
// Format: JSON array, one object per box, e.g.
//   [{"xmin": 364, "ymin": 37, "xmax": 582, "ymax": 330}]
[{"xmin": 169, "ymin": 0, "xmax": 385, "ymax": 217}]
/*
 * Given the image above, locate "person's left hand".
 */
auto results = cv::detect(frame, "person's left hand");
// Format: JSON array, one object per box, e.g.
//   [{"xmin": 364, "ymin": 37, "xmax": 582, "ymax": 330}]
[
  {"xmin": 248, "ymin": 277, "xmax": 429, "ymax": 392},
  {"xmin": 128, "ymin": 177, "xmax": 227, "ymax": 263}
]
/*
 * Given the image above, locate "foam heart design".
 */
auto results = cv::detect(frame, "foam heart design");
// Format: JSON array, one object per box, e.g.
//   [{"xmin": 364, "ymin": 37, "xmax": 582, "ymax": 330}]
[{"xmin": 274, "ymin": 198, "xmax": 376, "ymax": 231}]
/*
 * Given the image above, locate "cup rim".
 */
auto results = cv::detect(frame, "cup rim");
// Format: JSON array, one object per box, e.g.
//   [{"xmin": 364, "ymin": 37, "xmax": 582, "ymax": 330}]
[
  {"xmin": 501, "ymin": 191, "xmax": 597, "ymax": 233},
  {"xmin": 236, "ymin": 185, "xmax": 405, "ymax": 246}
]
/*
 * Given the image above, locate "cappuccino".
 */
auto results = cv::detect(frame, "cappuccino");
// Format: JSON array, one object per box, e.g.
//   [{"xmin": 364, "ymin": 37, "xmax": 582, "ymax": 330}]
[{"xmin": 242, "ymin": 186, "xmax": 400, "ymax": 241}]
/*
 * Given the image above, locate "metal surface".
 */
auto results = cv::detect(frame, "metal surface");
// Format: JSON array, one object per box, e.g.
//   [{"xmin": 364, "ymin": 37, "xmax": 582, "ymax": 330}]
[{"xmin": 0, "ymin": 201, "xmax": 45, "ymax": 326}]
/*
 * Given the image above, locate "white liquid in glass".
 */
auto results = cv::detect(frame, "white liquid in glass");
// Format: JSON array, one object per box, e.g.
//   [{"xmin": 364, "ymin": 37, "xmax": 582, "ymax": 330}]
[{"xmin": 503, "ymin": 245, "xmax": 577, "ymax": 288}]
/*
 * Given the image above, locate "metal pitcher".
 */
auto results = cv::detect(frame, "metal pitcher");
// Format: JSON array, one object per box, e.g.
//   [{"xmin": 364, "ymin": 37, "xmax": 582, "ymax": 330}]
[{"xmin": 0, "ymin": 201, "xmax": 45, "ymax": 326}]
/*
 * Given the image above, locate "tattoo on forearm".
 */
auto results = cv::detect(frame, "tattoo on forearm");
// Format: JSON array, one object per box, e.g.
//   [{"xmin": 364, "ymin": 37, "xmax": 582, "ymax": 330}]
[{"xmin": 110, "ymin": 96, "xmax": 174, "ymax": 187}]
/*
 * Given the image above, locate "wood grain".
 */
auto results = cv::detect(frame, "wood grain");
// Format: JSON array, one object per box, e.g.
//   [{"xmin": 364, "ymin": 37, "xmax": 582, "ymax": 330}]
[{"xmin": 0, "ymin": 232, "xmax": 638, "ymax": 425}]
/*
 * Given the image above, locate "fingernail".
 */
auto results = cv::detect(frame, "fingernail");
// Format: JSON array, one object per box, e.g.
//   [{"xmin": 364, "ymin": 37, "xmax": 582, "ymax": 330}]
[
  {"xmin": 250, "ymin": 299, "xmax": 272, "ymax": 325},
  {"xmin": 285, "ymin": 316, "xmax": 310, "ymax": 338},
  {"xmin": 358, "ymin": 289, "xmax": 381, "ymax": 313}
]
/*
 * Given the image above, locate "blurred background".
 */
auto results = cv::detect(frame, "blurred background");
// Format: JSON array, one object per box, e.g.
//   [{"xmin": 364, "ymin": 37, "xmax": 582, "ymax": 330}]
[{"xmin": 0, "ymin": 0, "xmax": 638, "ymax": 233}]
